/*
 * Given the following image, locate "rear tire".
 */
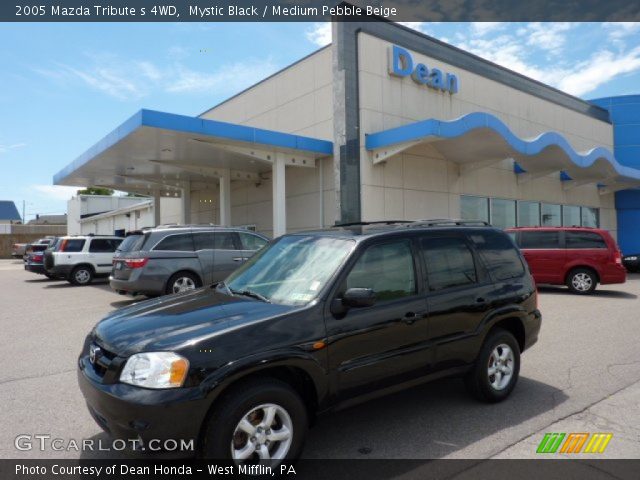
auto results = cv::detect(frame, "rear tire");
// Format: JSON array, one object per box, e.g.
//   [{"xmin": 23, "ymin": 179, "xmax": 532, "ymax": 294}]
[
  {"xmin": 165, "ymin": 271, "xmax": 201, "ymax": 295},
  {"xmin": 465, "ymin": 329, "xmax": 520, "ymax": 403},
  {"xmin": 69, "ymin": 265, "xmax": 94, "ymax": 286},
  {"xmin": 200, "ymin": 378, "xmax": 308, "ymax": 464},
  {"xmin": 566, "ymin": 268, "xmax": 597, "ymax": 294}
]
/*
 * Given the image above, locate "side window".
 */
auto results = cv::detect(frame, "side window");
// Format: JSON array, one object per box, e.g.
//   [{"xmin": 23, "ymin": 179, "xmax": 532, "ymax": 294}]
[
  {"xmin": 214, "ymin": 232, "xmax": 238, "ymax": 250},
  {"xmin": 239, "ymin": 232, "xmax": 268, "ymax": 251},
  {"xmin": 153, "ymin": 234, "xmax": 195, "ymax": 252},
  {"xmin": 89, "ymin": 239, "xmax": 120, "ymax": 253},
  {"xmin": 193, "ymin": 232, "xmax": 215, "ymax": 250},
  {"xmin": 62, "ymin": 239, "xmax": 85, "ymax": 252},
  {"xmin": 566, "ymin": 231, "xmax": 607, "ymax": 249},
  {"xmin": 469, "ymin": 231, "xmax": 524, "ymax": 281},
  {"xmin": 345, "ymin": 240, "xmax": 416, "ymax": 302},
  {"xmin": 519, "ymin": 231, "xmax": 560, "ymax": 249},
  {"xmin": 422, "ymin": 236, "xmax": 477, "ymax": 291}
]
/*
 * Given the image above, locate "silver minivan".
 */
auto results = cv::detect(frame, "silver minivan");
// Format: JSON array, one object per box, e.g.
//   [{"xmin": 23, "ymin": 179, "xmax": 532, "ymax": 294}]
[{"xmin": 109, "ymin": 225, "xmax": 269, "ymax": 296}]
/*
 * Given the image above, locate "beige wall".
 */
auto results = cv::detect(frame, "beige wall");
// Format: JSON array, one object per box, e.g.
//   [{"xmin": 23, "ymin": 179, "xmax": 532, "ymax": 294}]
[
  {"xmin": 357, "ymin": 33, "xmax": 617, "ymax": 236},
  {"xmin": 198, "ymin": 47, "xmax": 334, "ymax": 236}
]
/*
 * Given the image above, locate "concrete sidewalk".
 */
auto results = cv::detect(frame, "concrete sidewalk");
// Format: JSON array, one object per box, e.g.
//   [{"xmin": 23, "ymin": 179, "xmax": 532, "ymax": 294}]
[{"xmin": 493, "ymin": 379, "xmax": 640, "ymax": 459}]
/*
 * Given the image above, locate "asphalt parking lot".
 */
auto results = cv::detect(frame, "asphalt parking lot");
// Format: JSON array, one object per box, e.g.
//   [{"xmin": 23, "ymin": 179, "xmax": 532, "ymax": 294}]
[{"xmin": 1, "ymin": 259, "xmax": 639, "ymax": 460}]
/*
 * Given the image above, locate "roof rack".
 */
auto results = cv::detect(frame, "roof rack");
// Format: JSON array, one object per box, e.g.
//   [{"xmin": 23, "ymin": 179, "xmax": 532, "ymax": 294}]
[
  {"xmin": 334, "ymin": 220, "xmax": 413, "ymax": 228},
  {"xmin": 409, "ymin": 219, "xmax": 491, "ymax": 227}
]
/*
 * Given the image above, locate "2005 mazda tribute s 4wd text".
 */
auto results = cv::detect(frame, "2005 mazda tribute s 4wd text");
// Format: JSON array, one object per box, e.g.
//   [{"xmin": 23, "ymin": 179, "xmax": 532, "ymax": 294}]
[{"xmin": 77, "ymin": 220, "xmax": 541, "ymax": 464}]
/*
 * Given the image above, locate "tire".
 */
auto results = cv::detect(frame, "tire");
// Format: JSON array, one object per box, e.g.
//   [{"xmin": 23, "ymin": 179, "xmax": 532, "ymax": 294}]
[
  {"xmin": 165, "ymin": 271, "xmax": 201, "ymax": 295},
  {"xmin": 200, "ymin": 378, "xmax": 308, "ymax": 464},
  {"xmin": 69, "ymin": 265, "xmax": 94, "ymax": 286},
  {"xmin": 44, "ymin": 273, "xmax": 53, "ymax": 279},
  {"xmin": 465, "ymin": 329, "xmax": 521, "ymax": 403},
  {"xmin": 566, "ymin": 268, "xmax": 597, "ymax": 294}
]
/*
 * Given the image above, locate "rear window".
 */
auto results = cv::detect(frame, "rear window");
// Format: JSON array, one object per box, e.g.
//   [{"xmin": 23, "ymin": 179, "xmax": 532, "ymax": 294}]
[
  {"xmin": 469, "ymin": 231, "xmax": 525, "ymax": 281},
  {"xmin": 566, "ymin": 231, "xmax": 607, "ymax": 249},
  {"xmin": 153, "ymin": 233, "xmax": 195, "ymax": 252},
  {"xmin": 239, "ymin": 232, "xmax": 268, "ymax": 251},
  {"xmin": 117, "ymin": 234, "xmax": 147, "ymax": 252},
  {"xmin": 89, "ymin": 238, "xmax": 122, "ymax": 253},
  {"xmin": 519, "ymin": 231, "xmax": 560, "ymax": 249},
  {"xmin": 422, "ymin": 236, "xmax": 477, "ymax": 291}
]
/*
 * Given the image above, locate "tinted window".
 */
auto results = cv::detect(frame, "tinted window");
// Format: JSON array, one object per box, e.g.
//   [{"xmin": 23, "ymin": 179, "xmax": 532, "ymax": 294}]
[
  {"xmin": 62, "ymin": 239, "xmax": 85, "ymax": 252},
  {"xmin": 422, "ymin": 236, "xmax": 477, "ymax": 291},
  {"xmin": 153, "ymin": 234, "xmax": 194, "ymax": 252},
  {"xmin": 469, "ymin": 231, "xmax": 524, "ymax": 281},
  {"xmin": 214, "ymin": 232, "xmax": 237, "ymax": 250},
  {"xmin": 239, "ymin": 232, "xmax": 268, "ymax": 251},
  {"xmin": 89, "ymin": 239, "xmax": 121, "ymax": 253},
  {"xmin": 566, "ymin": 231, "xmax": 607, "ymax": 249},
  {"xmin": 346, "ymin": 240, "xmax": 416, "ymax": 301},
  {"xmin": 519, "ymin": 231, "xmax": 560, "ymax": 249},
  {"xmin": 193, "ymin": 232, "xmax": 215, "ymax": 251},
  {"xmin": 117, "ymin": 234, "xmax": 147, "ymax": 252}
]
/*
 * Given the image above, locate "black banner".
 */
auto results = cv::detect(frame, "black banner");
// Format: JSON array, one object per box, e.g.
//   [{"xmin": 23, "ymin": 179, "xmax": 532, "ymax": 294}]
[
  {"xmin": 3, "ymin": 0, "xmax": 640, "ymax": 22},
  {"xmin": 2, "ymin": 459, "xmax": 640, "ymax": 480}
]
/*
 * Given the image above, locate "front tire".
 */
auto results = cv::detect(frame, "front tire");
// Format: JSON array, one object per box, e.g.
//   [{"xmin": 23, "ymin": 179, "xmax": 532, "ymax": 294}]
[
  {"xmin": 566, "ymin": 268, "xmax": 597, "ymax": 294},
  {"xmin": 69, "ymin": 266, "xmax": 94, "ymax": 286},
  {"xmin": 200, "ymin": 378, "xmax": 308, "ymax": 464},
  {"xmin": 465, "ymin": 329, "xmax": 520, "ymax": 403}
]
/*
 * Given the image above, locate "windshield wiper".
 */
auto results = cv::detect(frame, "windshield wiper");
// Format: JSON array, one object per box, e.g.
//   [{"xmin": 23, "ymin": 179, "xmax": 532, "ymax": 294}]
[{"xmin": 229, "ymin": 288, "xmax": 271, "ymax": 303}]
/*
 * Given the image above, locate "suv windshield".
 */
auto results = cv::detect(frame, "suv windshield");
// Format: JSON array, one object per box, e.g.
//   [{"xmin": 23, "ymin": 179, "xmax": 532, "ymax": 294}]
[
  {"xmin": 224, "ymin": 235, "xmax": 354, "ymax": 306},
  {"xmin": 117, "ymin": 233, "xmax": 147, "ymax": 252}
]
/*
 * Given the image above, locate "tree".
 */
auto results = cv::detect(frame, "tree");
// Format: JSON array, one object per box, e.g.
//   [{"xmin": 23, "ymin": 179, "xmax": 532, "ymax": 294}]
[{"xmin": 76, "ymin": 187, "xmax": 114, "ymax": 196}]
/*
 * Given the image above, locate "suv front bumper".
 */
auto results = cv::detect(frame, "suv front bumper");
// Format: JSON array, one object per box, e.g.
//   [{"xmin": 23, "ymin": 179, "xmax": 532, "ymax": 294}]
[{"xmin": 77, "ymin": 356, "xmax": 209, "ymax": 458}]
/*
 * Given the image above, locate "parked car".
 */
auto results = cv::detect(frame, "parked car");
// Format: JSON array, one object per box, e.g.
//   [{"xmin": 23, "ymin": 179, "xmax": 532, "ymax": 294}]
[
  {"xmin": 506, "ymin": 226, "xmax": 626, "ymax": 294},
  {"xmin": 14, "ymin": 237, "xmax": 56, "ymax": 260},
  {"xmin": 622, "ymin": 254, "xmax": 640, "ymax": 273},
  {"xmin": 44, "ymin": 235, "xmax": 123, "ymax": 285},
  {"xmin": 23, "ymin": 244, "xmax": 51, "ymax": 276},
  {"xmin": 11, "ymin": 243, "xmax": 27, "ymax": 258},
  {"xmin": 109, "ymin": 226, "xmax": 269, "ymax": 297},
  {"xmin": 78, "ymin": 220, "xmax": 541, "ymax": 463}
]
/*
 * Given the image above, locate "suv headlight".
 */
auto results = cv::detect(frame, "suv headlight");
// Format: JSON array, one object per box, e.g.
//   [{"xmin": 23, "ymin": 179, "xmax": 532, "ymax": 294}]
[{"xmin": 120, "ymin": 352, "xmax": 189, "ymax": 389}]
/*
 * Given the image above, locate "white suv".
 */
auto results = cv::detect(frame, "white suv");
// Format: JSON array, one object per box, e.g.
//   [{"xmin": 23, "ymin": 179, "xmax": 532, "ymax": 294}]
[{"xmin": 44, "ymin": 236, "xmax": 123, "ymax": 286}]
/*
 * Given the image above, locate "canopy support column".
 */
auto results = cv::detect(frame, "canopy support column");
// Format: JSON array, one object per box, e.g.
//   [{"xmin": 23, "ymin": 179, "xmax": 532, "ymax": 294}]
[
  {"xmin": 181, "ymin": 181, "xmax": 191, "ymax": 225},
  {"xmin": 219, "ymin": 170, "xmax": 231, "ymax": 227},
  {"xmin": 153, "ymin": 191, "xmax": 161, "ymax": 227},
  {"xmin": 273, "ymin": 154, "xmax": 286, "ymax": 237}
]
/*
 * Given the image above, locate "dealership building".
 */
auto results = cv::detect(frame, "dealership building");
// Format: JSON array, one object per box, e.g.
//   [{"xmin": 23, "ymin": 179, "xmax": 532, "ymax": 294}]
[{"xmin": 54, "ymin": 21, "xmax": 640, "ymax": 253}]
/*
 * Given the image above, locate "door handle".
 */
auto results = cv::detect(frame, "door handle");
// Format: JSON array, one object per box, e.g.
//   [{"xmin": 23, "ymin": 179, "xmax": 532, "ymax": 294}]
[
  {"xmin": 232, "ymin": 257, "xmax": 243, "ymax": 262},
  {"xmin": 402, "ymin": 312, "xmax": 418, "ymax": 325}
]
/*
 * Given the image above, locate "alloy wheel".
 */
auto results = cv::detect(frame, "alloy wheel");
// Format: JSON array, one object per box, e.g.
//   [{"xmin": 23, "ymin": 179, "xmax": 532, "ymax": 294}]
[
  {"xmin": 571, "ymin": 272, "xmax": 593, "ymax": 292},
  {"xmin": 487, "ymin": 344, "xmax": 514, "ymax": 391},
  {"xmin": 231, "ymin": 403, "xmax": 293, "ymax": 462},
  {"xmin": 172, "ymin": 277, "xmax": 195, "ymax": 293},
  {"xmin": 75, "ymin": 269, "xmax": 91, "ymax": 284}
]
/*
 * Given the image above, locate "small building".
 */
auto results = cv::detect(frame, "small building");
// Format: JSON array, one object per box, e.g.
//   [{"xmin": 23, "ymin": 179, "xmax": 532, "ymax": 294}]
[
  {"xmin": 0, "ymin": 201, "xmax": 21, "ymax": 224},
  {"xmin": 27, "ymin": 214, "xmax": 67, "ymax": 225}
]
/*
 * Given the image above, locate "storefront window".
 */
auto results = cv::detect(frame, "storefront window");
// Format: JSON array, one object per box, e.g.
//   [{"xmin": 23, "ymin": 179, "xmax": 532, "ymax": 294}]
[
  {"xmin": 461, "ymin": 196, "xmax": 489, "ymax": 223},
  {"xmin": 490, "ymin": 198, "xmax": 516, "ymax": 229},
  {"xmin": 562, "ymin": 205, "xmax": 581, "ymax": 227},
  {"xmin": 517, "ymin": 201, "xmax": 540, "ymax": 226},
  {"xmin": 581, "ymin": 207, "xmax": 599, "ymax": 227},
  {"xmin": 541, "ymin": 203, "xmax": 562, "ymax": 226}
]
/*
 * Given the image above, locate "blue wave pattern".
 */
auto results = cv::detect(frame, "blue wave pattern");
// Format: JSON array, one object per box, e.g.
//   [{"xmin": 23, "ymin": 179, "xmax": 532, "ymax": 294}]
[{"xmin": 365, "ymin": 112, "xmax": 640, "ymax": 181}]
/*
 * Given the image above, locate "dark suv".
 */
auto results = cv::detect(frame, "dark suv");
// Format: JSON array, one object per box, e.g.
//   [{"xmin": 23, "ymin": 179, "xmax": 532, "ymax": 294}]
[{"xmin": 78, "ymin": 220, "xmax": 541, "ymax": 463}]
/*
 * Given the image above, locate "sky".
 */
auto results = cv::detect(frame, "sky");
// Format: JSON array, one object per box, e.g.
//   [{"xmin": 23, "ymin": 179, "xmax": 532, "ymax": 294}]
[{"xmin": 1, "ymin": 21, "xmax": 640, "ymax": 222}]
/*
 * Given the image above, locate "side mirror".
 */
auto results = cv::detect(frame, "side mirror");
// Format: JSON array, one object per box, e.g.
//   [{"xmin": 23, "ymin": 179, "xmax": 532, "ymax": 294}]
[{"xmin": 342, "ymin": 287, "xmax": 376, "ymax": 308}]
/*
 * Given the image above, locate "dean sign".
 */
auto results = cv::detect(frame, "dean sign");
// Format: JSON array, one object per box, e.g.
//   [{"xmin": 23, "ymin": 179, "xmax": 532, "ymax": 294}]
[{"xmin": 388, "ymin": 45, "xmax": 459, "ymax": 94}]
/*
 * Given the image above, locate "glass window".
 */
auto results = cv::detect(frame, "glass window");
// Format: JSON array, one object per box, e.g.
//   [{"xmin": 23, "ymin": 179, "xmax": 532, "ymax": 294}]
[
  {"xmin": 153, "ymin": 234, "xmax": 194, "ymax": 252},
  {"xmin": 461, "ymin": 196, "xmax": 489, "ymax": 223},
  {"xmin": 519, "ymin": 230, "xmax": 560, "ymax": 249},
  {"xmin": 61, "ymin": 239, "xmax": 85, "ymax": 252},
  {"xmin": 225, "ymin": 236, "xmax": 354, "ymax": 306},
  {"xmin": 566, "ymin": 231, "xmax": 607, "ymax": 249},
  {"xmin": 517, "ymin": 201, "xmax": 540, "ymax": 227},
  {"xmin": 581, "ymin": 207, "xmax": 599, "ymax": 228},
  {"xmin": 193, "ymin": 232, "xmax": 215, "ymax": 251},
  {"xmin": 117, "ymin": 234, "xmax": 147, "ymax": 252},
  {"xmin": 239, "ymin": 232, "xmax": 268, "ymax": 251},
  {"xmin": 490, "ymin": 198, "xmax": 516, "ymax": 229},
  {"xmin": 562, "ymin": 205, "xmax": 581, "ymax": 227},
  {"xmin": 346, "ymin": 241, "xmax": 416, "ymax": 302},
  {"xmin": 214, "ymin": 232, "xmax": 237, "ymax": 250},
  {"xmin": 89, "ymin": 239, "xmax": 121, "ymax": 253},
  {"xmin": 469, "ymin": 231, "xmax": 524, "ymax": 281},
  {"xmin": 541, "ymin": 204, "xmax": 562, "ymax": 226},
  {"xmin": 422, "ymin": 236, "xmax": 477, "ymax": 291}
]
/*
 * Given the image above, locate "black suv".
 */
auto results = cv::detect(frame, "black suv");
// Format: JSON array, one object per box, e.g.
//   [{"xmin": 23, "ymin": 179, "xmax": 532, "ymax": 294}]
[{"xmin": 78, "ymin": 220, "xmax": 541, "ymax": 463}]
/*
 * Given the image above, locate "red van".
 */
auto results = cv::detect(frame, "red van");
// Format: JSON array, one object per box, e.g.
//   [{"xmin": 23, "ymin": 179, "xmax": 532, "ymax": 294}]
[{"xmin": 505, "ymin": 227, "xmax": 626, "ymax": 294}]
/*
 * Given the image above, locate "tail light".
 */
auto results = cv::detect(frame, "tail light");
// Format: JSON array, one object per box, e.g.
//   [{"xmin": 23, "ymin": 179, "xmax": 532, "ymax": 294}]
[
  {"xmin": 59, "ymin": 239, "xmax": 68, "ymax": 252},
  {"xmin": 614, "ymin": 249, "xmax": 622, "ymax": 265},
  {"xmin": 33, "ymin": 254, "xmax": 43, "ymax": 262},
  {"xmin": 124, "ymin": 258, "xmax": 148, "ymax": 269}
]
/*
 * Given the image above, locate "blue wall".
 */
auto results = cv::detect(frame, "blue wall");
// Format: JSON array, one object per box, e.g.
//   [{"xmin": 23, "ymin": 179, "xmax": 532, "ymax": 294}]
[{"xmin": 591, "ymin": 95, "xmax": 640, "ymax": 254}]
